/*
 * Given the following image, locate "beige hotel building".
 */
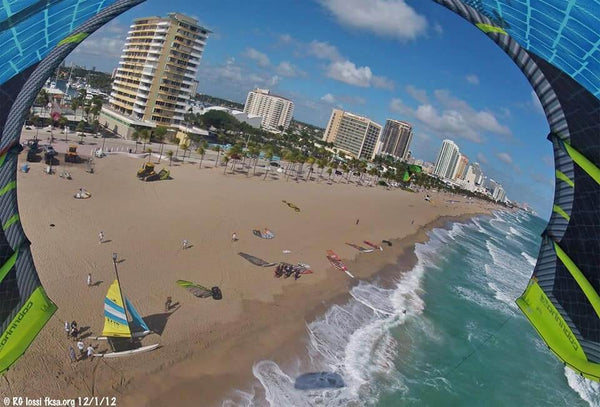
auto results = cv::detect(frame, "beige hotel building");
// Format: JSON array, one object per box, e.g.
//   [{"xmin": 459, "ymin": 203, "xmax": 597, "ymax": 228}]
[
  {"xmin": 323, "ymin": 109, "xmax": 382, "ymax": 161},
  {"xmin": 100, "ymin": 13, "xmax": 210, "ymax": 138}
]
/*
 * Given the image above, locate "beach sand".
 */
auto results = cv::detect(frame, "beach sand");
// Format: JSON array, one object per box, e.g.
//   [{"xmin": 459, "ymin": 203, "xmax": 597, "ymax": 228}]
[{"xmin": 2, "ymin": 151, "xmax": 499, "ymax": 405}]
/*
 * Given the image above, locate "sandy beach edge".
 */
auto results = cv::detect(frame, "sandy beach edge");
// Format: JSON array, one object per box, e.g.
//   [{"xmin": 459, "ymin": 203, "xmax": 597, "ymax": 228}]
[{"xmin": 118, "ymin": 210, "xmax": 498, "ymax": 407}]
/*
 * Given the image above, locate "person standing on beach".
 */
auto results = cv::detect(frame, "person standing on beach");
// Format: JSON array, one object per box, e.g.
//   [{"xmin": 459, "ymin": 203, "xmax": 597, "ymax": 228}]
[
  {"xmin": 86, "ymin": 345, "xmax": 94, "ymax": 360},
  {"xmin": 232, "ymin": 232, "xmax": 238, "ymax": 242},
  {"xmin": 165, "ymin": 296, "xmax": 172, "ymax": 312},
  {"xmin": 65, "ymin": 321, "xmax": 70, "ymax": 338},
  {"xmin": 69, "ymin": 347, "xmax": 76, "ymax": 363},
  {"xmin": 356, "ymin": 219, "xmax": 360, "ymax": 225},
  {"xmin": 182, "ymin": 239, "xmax": 189, "ymax": 250},
  {"xmin": 87, "ymin": 273, "xmax": 92, "ymax": 287},
  {"xmin": 77, "ymin": 340, "xmax": 85, "ymax": 359},
  {"xmin": 98, "ymin": 231, "xmax": 104, "ymax": 244}
]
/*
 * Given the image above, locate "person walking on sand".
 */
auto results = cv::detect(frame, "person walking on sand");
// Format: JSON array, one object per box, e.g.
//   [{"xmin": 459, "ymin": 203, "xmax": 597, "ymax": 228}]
[
  {"xmin": 356, "ymin": 219, "xmax": 360, "ymax": 225},
  {"xmin": 165, "ymin": 296, "xmax": 172, "ymax": 312},
  {"xmin": 182, "ymin": 239, "xmax": 189, "ymax": 250},
  {"xmin": 65, "ymin": 321, "xmax": 70, "ymax": 338},
  {"xmin": 87, "ymin": 273, "xmax": 92, "ymax": 287},
  {"xmin": 69, "ymin": 346, "xmax": 76, "ymax": 363},
  {"xmin": 231, "ymin": 232, "xmax": 238, "ymax": 242},
  {"xmin": 98, "ymin": 231, "xmax": 104, "ymax": 244}
]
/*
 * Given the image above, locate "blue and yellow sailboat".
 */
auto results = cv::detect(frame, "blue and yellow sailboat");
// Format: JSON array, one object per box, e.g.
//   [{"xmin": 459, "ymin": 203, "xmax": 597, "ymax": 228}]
[{"xmin": 94, "ymin": 279, "xmax": 158, "ymax": 357}]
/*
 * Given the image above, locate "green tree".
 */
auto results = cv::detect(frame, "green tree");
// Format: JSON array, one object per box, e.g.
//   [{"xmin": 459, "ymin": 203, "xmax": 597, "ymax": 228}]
[
  {"xmin": 222, "ymin": 156, "xmax": 230, "ymax": 174},
  {"xmin": 131, "ymin": 130, "xmax": 141, "ymax": 153},
  {"xmin": 263, "ymin": 148, "xmax": 274, "ymax": 180},
  {"xmin": 153, "ymin": 127, "xmax": 167, "ymax": 163},
  {"xmin": 213, "ymin": 145, "xmax": 222, "ymax": 167},
  {"xmin": 305, "ymin": 156, "xmax": 315, "ymax": 181},
  {"xmin": 166, "ymin": 150, "xmax": 174, "ymax": 166},
  {"xmin": 182, "ymin": 145, "xmax": 190, "ymax": 163},
  {"xmin": 196, "ymin": 145, "xmax": 206, "ymax": 169},
  {"xmin": 141, "ymin": 129, "xmax": 151, "ymax": 151},
  {"xmin": 248, "ymin": 144, "xmax": 261, "ymax": 176}
]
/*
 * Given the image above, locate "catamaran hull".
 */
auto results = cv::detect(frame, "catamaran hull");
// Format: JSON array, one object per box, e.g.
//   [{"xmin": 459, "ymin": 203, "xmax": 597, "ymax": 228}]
[
  {"xmin": 93, "ymin": 343, "xmax": 159, "ymax": 358},
  {"xmin": 93, "ymin": 330, "xmax": 151, "ymax": 340}
]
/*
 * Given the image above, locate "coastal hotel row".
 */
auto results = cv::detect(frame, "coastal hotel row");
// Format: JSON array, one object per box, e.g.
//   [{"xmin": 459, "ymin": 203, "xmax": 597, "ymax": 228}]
[{"xmin": 91, "ymin": 12, "xmax": 502, "ymax": 199}]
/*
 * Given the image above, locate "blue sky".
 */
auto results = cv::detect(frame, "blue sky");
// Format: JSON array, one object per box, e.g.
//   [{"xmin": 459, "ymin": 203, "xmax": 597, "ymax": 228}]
[{"xmin": 66, "ymin": 0, "xmax": 555, "ymax": 217}]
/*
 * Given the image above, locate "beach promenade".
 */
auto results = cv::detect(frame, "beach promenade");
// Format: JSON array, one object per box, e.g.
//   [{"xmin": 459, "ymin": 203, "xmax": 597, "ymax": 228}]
[{"xmin": 2, "ymin": 150, "xmax": 500, "ymax": 405}]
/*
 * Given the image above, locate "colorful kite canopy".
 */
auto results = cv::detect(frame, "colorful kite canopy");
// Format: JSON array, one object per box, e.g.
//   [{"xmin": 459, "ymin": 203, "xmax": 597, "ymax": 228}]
[
  {"xmin": 434, "ymin": 0, "xmax": 600, "ymax": 381},
  {"xmin": 0, "ymin": 0, "xmax": 144, "ymax": 374}
]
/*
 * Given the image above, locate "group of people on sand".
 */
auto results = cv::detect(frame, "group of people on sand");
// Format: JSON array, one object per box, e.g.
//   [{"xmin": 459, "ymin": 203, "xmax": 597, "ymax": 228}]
[{"xmin": 66, "ymin": 320, "xmax": 95, "ymax": 362}]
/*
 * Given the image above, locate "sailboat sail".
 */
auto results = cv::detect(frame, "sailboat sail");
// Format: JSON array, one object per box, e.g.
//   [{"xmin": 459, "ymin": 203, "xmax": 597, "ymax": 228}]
[
  {"xmin": 103, "ymin": 280, "xmax": 131, "ymax": 338},
  {"xmin": 125, "ymin": 297, "xmax": 150, "ymax": 333}
]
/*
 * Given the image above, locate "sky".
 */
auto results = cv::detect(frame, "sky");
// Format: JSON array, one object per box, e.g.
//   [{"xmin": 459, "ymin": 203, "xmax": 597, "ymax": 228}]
[{"xmin": 65, "ymin": 0, "xmax": 555, "ymax": 217}]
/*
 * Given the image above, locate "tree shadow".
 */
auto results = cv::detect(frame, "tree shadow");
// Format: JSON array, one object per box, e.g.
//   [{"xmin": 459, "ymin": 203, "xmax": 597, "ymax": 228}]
[{"xmin": 144, "ymin": 306, "xmax": 180, "ymax": 336}]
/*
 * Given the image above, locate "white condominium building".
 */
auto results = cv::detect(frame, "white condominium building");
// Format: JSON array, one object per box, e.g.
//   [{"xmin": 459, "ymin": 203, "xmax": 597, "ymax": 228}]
[
  {"xmin": 101, "ymin": 13, "xmax": 210, "ymax": 138},
  {"xmin": 243, "ymin": 88, "xmax": 294, "ymax": 131},
  {"xmin": 323, "ymin": 109, "xmax": 382, "ymax": 161},
  {"xmin": 433, "ymin": 139, "xmax": 460, "ymax": 179}
]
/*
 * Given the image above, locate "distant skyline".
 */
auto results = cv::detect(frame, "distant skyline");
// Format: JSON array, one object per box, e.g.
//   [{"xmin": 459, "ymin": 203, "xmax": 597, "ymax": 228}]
[{"xmin": 65, "ymin": 0, "xmax": 553, "ymax": 217}]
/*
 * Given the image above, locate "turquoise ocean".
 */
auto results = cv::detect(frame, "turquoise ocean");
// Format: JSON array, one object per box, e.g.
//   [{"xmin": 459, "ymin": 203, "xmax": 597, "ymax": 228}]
[{"xmin": 225, "ymin": 211, "xmax": 600, "ymax": 406}]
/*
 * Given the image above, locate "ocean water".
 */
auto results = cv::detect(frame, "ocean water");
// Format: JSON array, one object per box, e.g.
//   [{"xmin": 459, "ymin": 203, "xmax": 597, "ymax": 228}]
[{"xmin": 224, "ymin": 211, "xmax": 600, "ymax": 406}]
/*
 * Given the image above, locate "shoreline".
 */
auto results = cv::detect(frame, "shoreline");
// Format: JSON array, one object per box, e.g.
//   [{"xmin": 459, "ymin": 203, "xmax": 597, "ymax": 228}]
[
  {"xmin": 2, "ymin": 153, "xmax": 503, "ymax": 405},
  {"xmin": 118, "ymin": 212, "xmax": 496, "ymax": 407}
]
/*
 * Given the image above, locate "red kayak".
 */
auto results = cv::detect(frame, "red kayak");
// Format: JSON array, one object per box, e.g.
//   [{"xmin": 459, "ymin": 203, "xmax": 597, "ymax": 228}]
[{"xmin": 326, "ymin": 250, "xmax": 355, "ymax": 278}]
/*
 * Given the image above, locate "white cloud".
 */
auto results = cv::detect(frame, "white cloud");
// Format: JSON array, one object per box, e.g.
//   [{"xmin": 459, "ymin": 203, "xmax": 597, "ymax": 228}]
[
  {"xmin": 389, "ymin": 98, "xmax": 409, "ymax": 114},
  {"xmin": 477, "ymin": 153, "xmax": 488, "ymax": 164},
  {"xmin": 243, "ymin": 48, "xmax": 270, "ymax": 67},
  {"xmin": 73, "ymin": 37, "xmax": 125, "ymax": 58},
  {"xmin": 390, "ymin": 90, "xmax": 510, "ymax": 143},
  {"xmin": 326, "ymin": 60, "xmax": 394, "ymax": 89},
  {"xmin": 321, "ymin": 93, "xmax": 366, "ymax": 105},
  {"xmin": 279, "ymin": 33, "xmax": 292, "ymax": 44},
  {"xmin": 197, "ymin": 58, "xmax": 281, "ymax": 97},
  {"xmin": 496, "ymin": 152, "xmax": 513, "ymax": 164},
  {"xmin": 275, "ymin": 61, "xmax": 306, "ymax": 78},
  {"xmin": 433, "ymin": 90, "xmax": 511, "ymax": 137},
  {"xmin": 466, "ymin": 74, "xmax": 480, "ymax": 85},
  {"xmin": 542, "ymin": 155, "xmax": 553, "ymax": 167},
  {"xmin": 372, "ymin": 75, "xmax": 395, "ymax": 90},
  {"xmin": 405, "ymin": 85, "xmax": 429, "ymax": 104},
  {"xmin": 321, "ymin": 93, "xmax": 336, "ymax": 103},
  {"xmin": 307, "ymin": 40, "xmax": 343, "ymax": 61},
  {"xmin": 433, "ymin": 22, "xmax": 443, "ymax": 35},
  {"xmin": 319, "ymin": 0, "xmax": 428, "ymax": 41},
  {"xmin": 326, "ymin": 60, "xmax": 372, "ymax": 87}
]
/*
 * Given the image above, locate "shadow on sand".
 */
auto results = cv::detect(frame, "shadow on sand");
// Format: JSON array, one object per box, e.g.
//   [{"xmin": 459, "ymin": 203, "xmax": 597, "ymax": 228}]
[{"xmin": 143, "ymin": 306, "xmax": 180, "ymax": 336}]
